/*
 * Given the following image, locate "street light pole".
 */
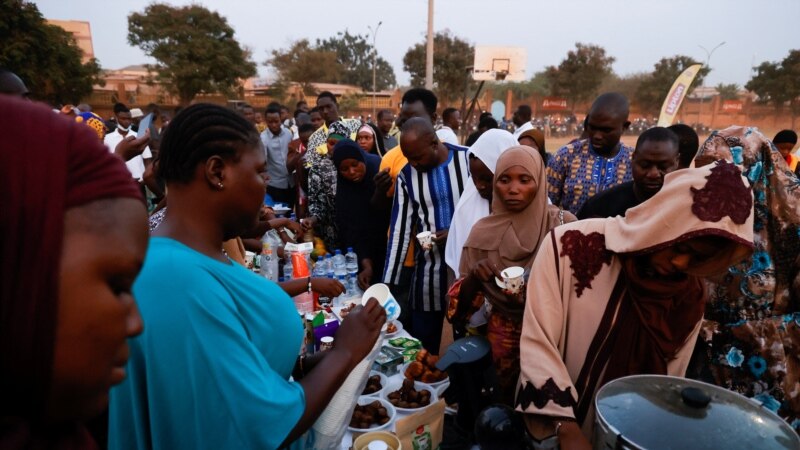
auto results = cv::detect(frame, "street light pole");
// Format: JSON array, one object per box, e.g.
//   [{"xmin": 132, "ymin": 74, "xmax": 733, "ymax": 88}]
[
  {"xmin": 368, "ymin": 21, "xmax": 383, "ymax": 122},
  {"xmin": 425, "ymin": 0, "xmax": 434, "ymax": 90},
  {"xmin": 697, "ymin": 41, "xmax": 725, "ymax": 131}
]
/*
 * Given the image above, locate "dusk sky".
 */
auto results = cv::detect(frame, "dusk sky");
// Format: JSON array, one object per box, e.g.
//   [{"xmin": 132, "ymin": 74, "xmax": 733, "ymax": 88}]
[{"xmin": 34, "ymin": 0, "xmax": 799, "ymax": 88}]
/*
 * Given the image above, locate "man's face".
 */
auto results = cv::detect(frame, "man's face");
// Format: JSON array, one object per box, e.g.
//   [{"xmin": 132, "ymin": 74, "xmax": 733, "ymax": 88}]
[
  {"xmin": 116, "ymin": 112, "xmax": 132, "ymax": 130},
  {"xmin": 586, "ymin": 111, "xmax": 629, "ymax": 153},
  {"xmin": 378, "ymin": 112, "xmax": 395, "ymax": 134},
  {"xmin": 132, "ymin": 116, "xmax": 142, "ymax": 127},
  {"xmin": 254, "ymin": 112, "xmax": 264, "ymax": 124},
  {"xmin": 280, "ymin": 108, "xmax": 289, "ymax": 122},
  {"xmin": 297, "ymin": 102, "xmax": 309, "ymax": 114},
  {"xmin": 401, "ymin": 131, "xmax": 439, "ymax": 172},
  {"xmin": 316, "ymin": 97, "xmax": 339, "ymax": 125},
  {"xmin": 632, "ymin": 139, "xmax": 679, "ymax": 198},
  {"xmin": 310, "ymin": 112, "xmax": 324, "ymax": 130},
  {"xmin": 242, "ymin": 107, "xmax": 255, "ymax": 124},
  {"xmin": 776, "ymin": 142, "xmax": 795, "ymax": 158},
  {"xmin": 448, "ymin": 111, "xmax": 461, "ymax": 131},
  {"xmin": 266, "ymin": 112, "xmax": 282, "ymax": 135},
  {"xmin": 397, "ymin": 101, "xmax": 433, "ymax": 129},
  {"xmin": 512, "ymin": 109, "xmax": 523, "ymax": 127}
]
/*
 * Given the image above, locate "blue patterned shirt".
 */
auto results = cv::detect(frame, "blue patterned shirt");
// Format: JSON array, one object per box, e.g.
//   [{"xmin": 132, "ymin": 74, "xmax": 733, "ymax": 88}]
[{"xmin": 546, "ymin": 139, "xmax": 634, "ymax": 215}]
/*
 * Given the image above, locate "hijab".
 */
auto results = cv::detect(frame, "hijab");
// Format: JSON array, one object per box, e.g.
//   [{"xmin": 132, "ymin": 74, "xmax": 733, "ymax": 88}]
[
  {"xmin": 358, "ymin": 123, "xmax": 386, "ymax": 157},
  {"xmin": 445, "ymin": 129, "xmax": 518, "ymax": 277},
  {"xmin": 332, "ymin": 139, "xmax": 382, "ymax": 246},
  {"xmin": 0, "ymin": 97, "xmax": 142, "ymax": 447}
]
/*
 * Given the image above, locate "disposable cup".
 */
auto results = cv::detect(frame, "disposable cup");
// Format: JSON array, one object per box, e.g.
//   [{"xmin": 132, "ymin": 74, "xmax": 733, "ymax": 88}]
[
  {"xmin": 416, "ymin": 231, "xmax": 433, "ymax": 251},
  {"xmin": 362, "ymin": 283, "xmax": 401, "ymax": 322},
  {"xmin": 501, "ymin": 266, "xmax": 525, "ymax": 294}
]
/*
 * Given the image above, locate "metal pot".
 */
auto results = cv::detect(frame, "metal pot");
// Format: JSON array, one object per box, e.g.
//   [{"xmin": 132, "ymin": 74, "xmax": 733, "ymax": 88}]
[{"xmin": 594, "ymin": 375, "xmax": 800, "ymax": 450}]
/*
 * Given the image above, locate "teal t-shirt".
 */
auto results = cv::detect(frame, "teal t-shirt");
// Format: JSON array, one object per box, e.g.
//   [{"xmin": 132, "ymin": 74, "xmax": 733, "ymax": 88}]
[{"xmin": 109, "ymin": 237, "xmax": 306, "ymax": 449}]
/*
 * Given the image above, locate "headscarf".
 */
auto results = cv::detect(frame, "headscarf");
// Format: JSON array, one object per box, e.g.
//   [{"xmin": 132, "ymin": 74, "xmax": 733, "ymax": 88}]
[
  {"xmin": 357, "ymin": 123, "xmax": 386, "ymax": 157},
  {"xmin": 327, "ymin": 121, "xmax": 350, "ymax": 141},
  {"xmin": 75, "ymin": 111, "xmax": 107, "ymax": 141},
  {"xmin": 332, "ymin": 139, "xmax": 383, "ymax": 262},
  {"xmin": 518, "ymin": 129, "xmax": 545, "ymax": 153},
  {"xmin": 445, "ymin": 129, "xmax": 517, "ymax": 277},
  {"xmin": 0, "ymin": 97, "xmax": 142, "ymax": 447},
  {"xmin": 459, "ymin": 145, "xmax": 559, "ymax": 316},
  {"xmin": 690, "ymin": 127, "xmax": 800, "ymax": 424}
]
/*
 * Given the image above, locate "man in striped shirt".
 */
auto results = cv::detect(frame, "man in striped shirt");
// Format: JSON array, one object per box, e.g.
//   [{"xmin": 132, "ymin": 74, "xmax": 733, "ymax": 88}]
[{"xmin": 384, "ymin": 118, "xmax": 470, "ymax": 354}]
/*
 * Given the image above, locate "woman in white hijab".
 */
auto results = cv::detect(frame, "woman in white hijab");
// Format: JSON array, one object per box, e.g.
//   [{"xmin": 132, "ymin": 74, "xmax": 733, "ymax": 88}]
[{"xmin": 445, "ymin": 129, "xmax": 518, "ymax": 278}]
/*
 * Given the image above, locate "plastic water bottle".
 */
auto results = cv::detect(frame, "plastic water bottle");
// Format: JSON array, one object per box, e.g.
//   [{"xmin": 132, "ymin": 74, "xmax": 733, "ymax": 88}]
[
  {"xmin": 333, "ymin": 249, "xmax": 347, "ymax": 280},
  {"xmin": 260, "ymin": 230, "xmax": 280, "ymax": 281},
  {"xmin": 312, "ymin": 256, "xmax": 331, "ymax": 307},
  {"xmin": 325, "ymin": 254, "xmax": 335, "ymax": 279},
  {"xmin": 283, "ymin": 253, "xmax": 293, "ymax": 281},
  {"xmin": 345, "ymin": 247, "xmax": 358, "ymax": 279}
]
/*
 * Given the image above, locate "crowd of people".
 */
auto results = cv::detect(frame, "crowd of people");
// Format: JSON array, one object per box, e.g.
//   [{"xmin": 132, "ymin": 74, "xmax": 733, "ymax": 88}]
[{"xmin": 2, "ymin": 65, "xmax": 800, "ymax": 449}]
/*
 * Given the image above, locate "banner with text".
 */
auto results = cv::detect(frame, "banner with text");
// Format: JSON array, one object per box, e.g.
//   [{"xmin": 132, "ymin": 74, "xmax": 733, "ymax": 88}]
[
  {"xmin": 722, "ymin": 100, "xmax": 744, "ymax": 112},
  {"xmin": 657, "ymin": 64, "xmax": 702, "ymax": 127},
  {"xmin": 542, "ymin": 97, "xmax": 568, "ymax": 111}
]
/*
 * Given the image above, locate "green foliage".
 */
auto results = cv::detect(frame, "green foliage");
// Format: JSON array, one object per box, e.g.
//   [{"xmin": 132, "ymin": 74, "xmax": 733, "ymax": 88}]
[
  {"xmin": 715, "ymin": 83, "xmax": 740, "ymax": 101},
  {"xmin": 746, "ymin": 50, "xmax": 800, "ymax": 113},
  {"xmin": 337, "ymin": 92, "xmax": 363, "ymax": 116},
  {"xmin": 598, "ymin": 72, "xmax": 649, "ymax": 104},
  {"xmin": 634, "ymin": 55, "xmax": 708, "ymax": 115},
  {"xmin": 127, "ymin": 3, "xmax": 256, "ymax": 105},
  {"xmin": 489, "ymin": 71, "xmax": 550, "ymax": 100},
  {"xmin": 316, "ymin": 31, "xmax": 396, "ymax": 91},
  {"xmin": 544, "ymin": 43, "xmax": 615, "ymax": 108},
  {"xmin": 267, "ymin": 39, "xmax": 340, "ymax": 96},
  {"xmin": 0, "ymin": 0, "xmax": 103, "ymax": 104},
  {"xmin": 402, "ymin": 30, "xmax": 475, "ymax": 103}
]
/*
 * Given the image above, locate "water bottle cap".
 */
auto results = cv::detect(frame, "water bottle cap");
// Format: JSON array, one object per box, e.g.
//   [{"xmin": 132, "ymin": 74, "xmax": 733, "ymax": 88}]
[
  {"xmin": 317, "ymin": 256, "xmax": 324, "ymax": 261},
  {"xmin": 335, "ymin": 249, "xmax": 342, "ymax": 254},
  {"xmin": 347, "ymin": 247, "xmax": 353, "ymax": 252}
]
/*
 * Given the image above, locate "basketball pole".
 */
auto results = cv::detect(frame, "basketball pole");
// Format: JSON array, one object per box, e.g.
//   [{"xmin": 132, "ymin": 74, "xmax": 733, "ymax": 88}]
[{"xmin": 425, "ymin": 0, "xmax": 434, "ymax": 90}]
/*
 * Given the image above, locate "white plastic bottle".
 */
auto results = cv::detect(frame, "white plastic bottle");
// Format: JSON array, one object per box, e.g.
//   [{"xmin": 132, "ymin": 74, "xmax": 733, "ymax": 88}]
[{"xmin": 260, "ymin": 230, "xmax": 280, "ymax": 282}]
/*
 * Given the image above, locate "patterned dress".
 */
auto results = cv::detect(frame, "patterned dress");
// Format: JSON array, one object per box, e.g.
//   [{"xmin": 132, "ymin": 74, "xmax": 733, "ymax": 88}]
[
  {"xmin": 302, "ymin": 118, "xmax": 362, "ymax": 251},
  {"xmin": 546, "ymin": 138, "xmax": 634, "ymax": 215},
  {"xmin": 688, "ymin": 126, "xmax": 800, "ymax": 430}
]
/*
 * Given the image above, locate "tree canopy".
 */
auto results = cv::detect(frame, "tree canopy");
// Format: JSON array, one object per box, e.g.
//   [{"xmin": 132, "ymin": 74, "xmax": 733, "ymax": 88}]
[
  {"xmin": 0, "ymin": 0, "xmax": 102, "ymax": 105},
  {"xmin": 634, "ymin": 55, "xmax": 708, "ymax": 115},
  {"xmin": 127, "ymin": 3, "xmax": 256, "ymax": 105},
  {"xmin": 403, "ymin": 30, "xmax": 474, "ymax": 104},
  {"xmin": 544, "ymin": 43, "xmax": 615, "ymax": 109},
  {"xmin": 746, "ymin": 50, "xmax": 800, "ymax": 113},
  {"xmin": 715, "ymin": 83, "xmax": 740, "ymax": 101},
  {"xmin": 267, "ymin": 31, "xmax": 396, "ymax": 96}
]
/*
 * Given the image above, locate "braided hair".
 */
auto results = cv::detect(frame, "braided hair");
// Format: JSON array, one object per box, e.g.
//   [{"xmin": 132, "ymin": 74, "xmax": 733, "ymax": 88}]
[{"xmin": 156, "ymin": 103, "xmax": 260, "ymax": 184}]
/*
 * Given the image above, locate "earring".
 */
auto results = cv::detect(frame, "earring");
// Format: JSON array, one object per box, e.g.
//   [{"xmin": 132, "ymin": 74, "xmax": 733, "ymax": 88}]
[{"xmin": 217, "ymin": 182, "xmax": 224, "ymax": 189}]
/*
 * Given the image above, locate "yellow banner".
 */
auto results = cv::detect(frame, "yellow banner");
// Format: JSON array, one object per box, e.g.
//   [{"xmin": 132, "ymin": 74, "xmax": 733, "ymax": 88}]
[{"xmin": 657, "ymin": 64, "xmax": 702, "ymax": 127}]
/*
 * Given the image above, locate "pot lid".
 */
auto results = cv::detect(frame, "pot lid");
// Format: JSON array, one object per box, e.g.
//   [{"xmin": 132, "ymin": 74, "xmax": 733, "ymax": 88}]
[{"xmin": 595, "ymin": 375, "xmax": 799, "ymax": 449}]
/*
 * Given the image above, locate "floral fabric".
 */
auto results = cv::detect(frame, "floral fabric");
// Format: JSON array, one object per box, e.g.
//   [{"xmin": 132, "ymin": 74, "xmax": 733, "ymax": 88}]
[{"xmin": 689, "ymin": 126, "xmax": 800, "ymax": 429}]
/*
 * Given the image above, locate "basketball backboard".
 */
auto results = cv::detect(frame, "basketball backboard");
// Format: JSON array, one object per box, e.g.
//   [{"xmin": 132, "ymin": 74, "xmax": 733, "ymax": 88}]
[{"xmin": 473, "ymin": 46, "xmax": 526, "ymax": 82}]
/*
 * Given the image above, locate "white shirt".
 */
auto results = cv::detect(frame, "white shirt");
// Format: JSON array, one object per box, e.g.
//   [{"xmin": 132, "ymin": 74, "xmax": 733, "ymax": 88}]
[
  {"xmin": 104, "ymin": 129, "xmax": 152, "ymax": 181},
  {"xmin": 512, "ymin": 121, "xmax": 534, "ymax": 139},
  {"xmin": 436, "ymin": 126, "xmax": 459, "ymax": 145}
]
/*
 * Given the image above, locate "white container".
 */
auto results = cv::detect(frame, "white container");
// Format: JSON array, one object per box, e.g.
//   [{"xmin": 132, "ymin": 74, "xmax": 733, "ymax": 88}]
[
  {"xmin": 381, "ymin": 379, "xmax": 438, "ymax": 414},
  {"xmin": 347, "ymin": 396, "xmax": 396, "ymax": 433}
]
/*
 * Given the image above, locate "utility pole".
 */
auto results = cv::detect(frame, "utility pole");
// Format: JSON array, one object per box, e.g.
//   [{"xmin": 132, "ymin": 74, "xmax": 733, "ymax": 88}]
[
  {"xmin": 697, "ymin": 41, "xmax": 726, "ymax": 130},
  {"xmin": 425, "ymin": 0, "xmax": 434, "ymax": 90},
  {"xmin": 368, "ymin": 21, "xmax": 383, "ymax": 121}
]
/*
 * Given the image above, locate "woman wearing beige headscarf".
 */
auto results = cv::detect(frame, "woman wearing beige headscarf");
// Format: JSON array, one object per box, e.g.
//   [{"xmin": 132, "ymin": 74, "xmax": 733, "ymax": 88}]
[
  {"xmin": 447, "ymin": 145, "xmax": 575, "ymax": 405},
  {"xmin": 516, "ymin": 161, "xmax": 755, "ymax": 448}
]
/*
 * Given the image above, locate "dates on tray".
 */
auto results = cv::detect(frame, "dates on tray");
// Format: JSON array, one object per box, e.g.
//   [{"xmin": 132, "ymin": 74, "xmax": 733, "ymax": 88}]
[
  {"xmin": 349, "ymin": 400, "xmax": 391, "ymax": 429},
  {"xmin": 386, "ymin": 378, "xmax": 431, "ymax": 409},
  {"xmin": 362, "ymin": 375, "xmax": 383, "ymax": 395}
]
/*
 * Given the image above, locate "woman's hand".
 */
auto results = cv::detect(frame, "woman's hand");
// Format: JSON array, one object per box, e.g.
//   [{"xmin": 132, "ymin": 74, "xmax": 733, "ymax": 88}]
[
  {"xmin": 470, "ymin": 258, "xmax": 502, "ymax": 283},
  {"xmin": 300, "ymin": 217, "xmax": 317, "ymax": 232},
  {"xmin": 284, "ymin": 219, "xmax": 303, "ymax": 236},
  {"xmin": 357, "ymin": 259, "xmax": 374, "ymax": 290},
  {"xmin": 334, "ymin": 298, "xmax": 386, "ymax": 364},
  {"xmin": 558, "ymin": 421, "xmax": 592, "ymax": 450},
  {"xmin": 310, "ymin": 277, "xmax": 345, "ymax": 298}
]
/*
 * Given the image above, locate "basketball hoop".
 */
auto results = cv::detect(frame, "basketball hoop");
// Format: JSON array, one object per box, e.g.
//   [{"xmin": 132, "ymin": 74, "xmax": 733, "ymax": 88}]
[{"xmin": 472, "ymin": 47, "xmax": 526, "ymax": 82}]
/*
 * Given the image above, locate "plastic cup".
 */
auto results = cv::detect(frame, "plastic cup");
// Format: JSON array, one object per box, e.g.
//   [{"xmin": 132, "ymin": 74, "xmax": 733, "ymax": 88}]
[
  {"xmin": 353, "ymin": 430, "xmax": 402, "ymax": 450},
  {"xmin": 416, "ymin": 231, "xmax": 433, "ymax": 251},
  {"xmin": 362, "ymin": 283, "xmax": 401, "ymax": 322},
  {"xmin": 501, "ymin": 266, "xmax": 525, "ymax": 294}
]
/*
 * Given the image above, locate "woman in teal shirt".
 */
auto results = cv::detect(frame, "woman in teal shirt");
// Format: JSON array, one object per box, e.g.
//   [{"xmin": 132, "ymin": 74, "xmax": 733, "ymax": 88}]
[{"xmin": 109, "ymin": 104, "xmax": 386, "ymax": 449}]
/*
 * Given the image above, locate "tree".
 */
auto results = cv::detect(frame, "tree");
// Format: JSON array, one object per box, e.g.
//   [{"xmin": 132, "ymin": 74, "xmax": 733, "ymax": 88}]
[
  {"xmin": 317, "ymin": 31, "xmax": 396, "ymax": 91},
  {"xmin": 634, "ymin": 55, "xmax": 709, "ymax": 116},
  {"xmin": 267, "ymin": 39, "xmax": 341, "ymax": 96},
  {"xmin": 489, "ymin": 71, "xmax": 550, "ymax": 101},
  {"xmin": 403, "ymin": 30, "xmax": 475, "ymax": 104},
  {"xmin": 0, "ymin": 0, "xmax": 103, "ymax": 105},
  {"xmin": 544, "ymin": 43, "xmax": 615, "ymax": 110},
  {"xmin": 598, "ymin": 72, "xmax": 649, "ymax": 104},
  {"xmin": 128, "ymin": 3, "xmax": 256, "ymax": 106},
  {"xmin": 746, "ymin": 50, "xmax": 800, "ymax": 126},
  {"xmin": 715, "ymin": 83, "xmax": 740, "ymax": 100}
]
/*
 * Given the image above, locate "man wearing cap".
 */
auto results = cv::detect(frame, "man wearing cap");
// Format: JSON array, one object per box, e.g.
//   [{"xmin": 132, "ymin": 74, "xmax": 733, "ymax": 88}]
[
  {"xmin": 103, "ymin": 103, "xmax": 152, "ymax": 185},
  {"xmin": 130, "ymin": 108, "xmax": 144, "ymax": 133}
]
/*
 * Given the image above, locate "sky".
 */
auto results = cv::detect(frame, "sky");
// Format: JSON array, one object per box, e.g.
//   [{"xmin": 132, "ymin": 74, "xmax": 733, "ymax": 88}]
[{"xmin": 33, "ymin": 0, "xmax": 799, "ymax": 89}]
